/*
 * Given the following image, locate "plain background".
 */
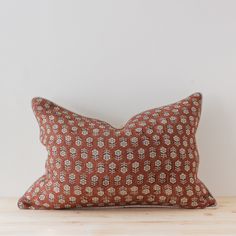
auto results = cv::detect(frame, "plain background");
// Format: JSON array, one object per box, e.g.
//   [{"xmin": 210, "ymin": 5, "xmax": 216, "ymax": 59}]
[{"xmin": 0, "ymin": 0, "xmax": 235, "ymax": 197}]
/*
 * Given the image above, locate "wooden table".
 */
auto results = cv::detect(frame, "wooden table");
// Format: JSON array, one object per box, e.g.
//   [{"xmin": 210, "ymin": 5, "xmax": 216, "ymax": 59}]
[{"xmin": 0, "ymin": 197, "xmax": 235, "ymax": 235}]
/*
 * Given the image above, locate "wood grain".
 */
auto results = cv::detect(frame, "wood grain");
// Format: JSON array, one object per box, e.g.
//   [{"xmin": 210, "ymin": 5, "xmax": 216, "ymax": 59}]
[{"xmin": 0, "ymin": 197, "xmax": 235, "ymax": 235}]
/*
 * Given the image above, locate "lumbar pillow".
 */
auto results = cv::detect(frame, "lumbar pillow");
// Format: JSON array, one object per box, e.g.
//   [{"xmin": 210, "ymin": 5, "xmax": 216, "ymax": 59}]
[{"xmin": 18, "ymin": 93, "xmax": 216, "ymax": 209}]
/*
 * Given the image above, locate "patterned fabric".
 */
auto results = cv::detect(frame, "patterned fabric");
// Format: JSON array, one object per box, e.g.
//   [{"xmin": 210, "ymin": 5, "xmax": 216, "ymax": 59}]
[{"xmin": 18, "ymin": 93, "xmax": 216, "ymax": 209}]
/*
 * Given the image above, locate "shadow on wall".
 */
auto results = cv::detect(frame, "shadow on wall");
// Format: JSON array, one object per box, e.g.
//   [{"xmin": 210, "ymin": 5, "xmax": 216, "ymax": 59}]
[{"xmin": 198, "ymin": 95, "xmax": 234, "ymax": 196}]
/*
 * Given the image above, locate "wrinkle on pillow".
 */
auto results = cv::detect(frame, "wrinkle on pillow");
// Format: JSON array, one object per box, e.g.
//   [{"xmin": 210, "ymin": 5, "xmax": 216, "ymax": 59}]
[{"xmin": 18, "ymin": 93, "xmax": 216, "ymax": 209}]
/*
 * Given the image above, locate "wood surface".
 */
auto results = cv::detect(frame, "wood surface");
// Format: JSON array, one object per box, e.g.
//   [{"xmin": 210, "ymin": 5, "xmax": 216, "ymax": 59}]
[{"xmin": 0, "ymin": 197, "xmax": 235, "ymax": 235}]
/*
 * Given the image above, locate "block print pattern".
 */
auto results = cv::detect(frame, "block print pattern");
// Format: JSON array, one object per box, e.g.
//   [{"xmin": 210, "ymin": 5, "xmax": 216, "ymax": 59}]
[{"xmin": 18, "ymin": 93, "xmax": 216, "ymax": 209}]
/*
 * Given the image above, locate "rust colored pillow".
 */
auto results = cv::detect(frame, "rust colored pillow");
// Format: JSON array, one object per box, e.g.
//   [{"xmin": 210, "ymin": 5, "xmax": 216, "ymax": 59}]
[{"xmin": 18, "ymin": 93, "xmax": 216, "ymax": 209}]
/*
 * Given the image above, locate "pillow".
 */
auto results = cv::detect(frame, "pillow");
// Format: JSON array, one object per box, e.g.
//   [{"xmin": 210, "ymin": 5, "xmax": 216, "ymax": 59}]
[{"xmin": 18, "ymin": 93, "xmax": 216, "ymax": 209}]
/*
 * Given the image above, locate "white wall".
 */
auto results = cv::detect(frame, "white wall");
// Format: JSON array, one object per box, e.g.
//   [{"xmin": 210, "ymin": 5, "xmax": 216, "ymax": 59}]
[{"xmin": 0, "ymin": 0, "xmax": 235, "ymax": 197}]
